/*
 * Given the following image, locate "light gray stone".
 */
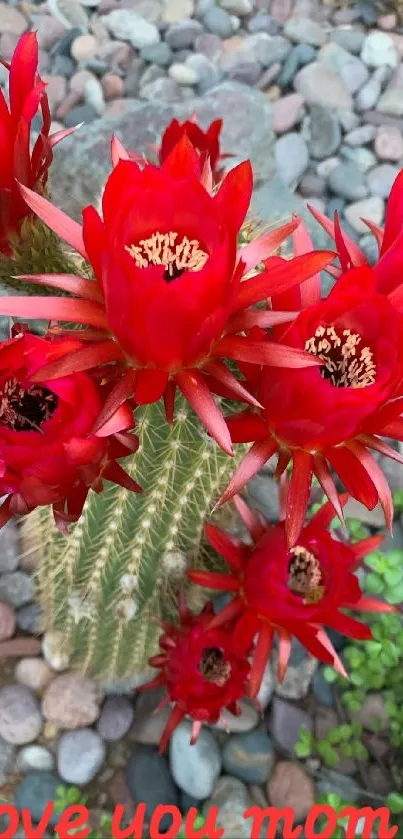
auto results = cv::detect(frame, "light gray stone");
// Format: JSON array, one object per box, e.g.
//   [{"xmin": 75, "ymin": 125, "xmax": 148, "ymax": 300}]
[
  {"xmin": 203, "ymin": 777, "xmax": 253, "ymax": 838},
  {"xmin": 275, "ymin": 131, "xmax": 309, "ymax": 185},
  {"xmin": 284, "ymin": 16, "xmax": 325, "ymax": 47},
  {"xmin": 97, "ymin": 695, "xmax": 134, "ymax": 741},
  {"xmin": 367, "ymin": 163, "xmax": 399, "ymax": 198},
  {"xmin": 16, "ymin": 745, "xmax": 55, "ymax": 773},
  {"xmin": 203, "ymin": 6, "xmax": 233, "ymax": 37},
  {"xmin": 0, "ymin": 572, "xmax": 34, "ymax": 608},
  {"xmin": 58, "ymin": 727, "xmax": 106, "ymax": 784},
  {"xmin": 318, "ymin": 42, "xmax": 369, "ymax": 94},
  {"xmin": 361, "ymin": 30, "xmax": 398, "ymax": 69},
  {"xmin": 213, "ymin": 698, "xmax": 260, "ymax": 733},
  {"xmin": 0, "ymin": 685, "xmax": 43, "ymax": 745},
  {"xmin": 222, "ymin": 727, "xmax": 275, "ymax": 784},
  {"xmin": 328, "ymin": 161, "xmax": 369, "ymax": 200},
  {"xmin": 104, "ymin": 10, "xmax": 160, "ymax": 48},
  {"xmin": 0, "ymin": 522, "xmax": 19, "ymax": 573},
  {"xmin": 307, "ymin": 104, "xmax": 341, "ymax": 159},
  {"xmin": 294, "ymin": 62, "xmax": 353, "ymax": 109},
  {"xmin": 344, "ymin": 196, "xmax": 384, "ymax": 233},
  {"xmin": 170, "ymin": 722, "xmax": 221, "ymax": 799},
  {"xmin": 330, "ymin": 27, "xmax": 365, "ymax": 55}
]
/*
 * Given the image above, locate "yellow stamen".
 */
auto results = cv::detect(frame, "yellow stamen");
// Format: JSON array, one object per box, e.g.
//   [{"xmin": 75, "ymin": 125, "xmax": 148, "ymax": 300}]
[
  {"xmin": 305, "ymin": 325, "xmax": 376, "ymax": 388},
  {"xmin": 126, "ymin": 231, "xmax": 208, "ymax": 278}
]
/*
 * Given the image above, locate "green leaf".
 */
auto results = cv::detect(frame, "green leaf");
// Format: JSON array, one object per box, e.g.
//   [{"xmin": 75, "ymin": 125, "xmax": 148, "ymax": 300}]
[
  {"xmin": 365, "ymin": 573, "xmax": 385, "ymax": 595},
  {"xmin": 385, "ymin": 568, "xmax": 403, "ymax": 587},
  {"xmin": 387, "ymin": 793, "xmax": 403, "ymax": 814},
  {"xmin": 295, "ymin": 741, "xmax": 311, "ymax": 758}
]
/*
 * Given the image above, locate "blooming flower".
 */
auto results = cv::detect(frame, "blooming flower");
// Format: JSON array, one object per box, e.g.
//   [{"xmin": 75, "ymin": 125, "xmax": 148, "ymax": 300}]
[
  {"xmin": 0, "ymin": 32, "xmax": 72, "ymax": 253},
  {"xmin": 139, "ymin": 596, "xmax": 251, "ymax": 752},
  {"xmin": 218, "ymin": 223, "xmax": 403, "ymax": 545},
  {"xmin": 0, "ymin": 136, "xmax": 334, "ymax": 453},
  {"xmin": 158, "ymin": 118, "xmax": 228, "ymax": 183},
  {"xmin": 0, "ymin": 326, "xmax": 140, "ymax": 530},
  {"xmin": 189, "ymin": 495, "xmax": 393, "ymax": 697}
]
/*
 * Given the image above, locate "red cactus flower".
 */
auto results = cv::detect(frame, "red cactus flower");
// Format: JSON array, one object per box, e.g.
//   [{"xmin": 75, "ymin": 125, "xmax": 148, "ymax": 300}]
[
  {"xmin": 189, "ymin": 495, "xmax": 393, "ymax": 697},
  {"xmin": 158, "ymin": 118, "xmax": 228, "ymax": 183},
  {"xmin": 305, "ymin": 169, "xmax": 403, "ymax": 296},
  {"xmin": 139, "ymin": 597, "xmax": 251, "ymax": 752},
  {"xmin": 0, "ymin": 32, "xmax": 73, "ymax": 253},
  {"xmin": 0, "ymin": 135, "xmax": 335, "ymax": 453},
  {"xmin": 0, "ymin": 326, "xmax": 140, "ymax": 530},
  {"xmin": 218, "ymin": 222, "xmax": 403, "ymax": 545}
]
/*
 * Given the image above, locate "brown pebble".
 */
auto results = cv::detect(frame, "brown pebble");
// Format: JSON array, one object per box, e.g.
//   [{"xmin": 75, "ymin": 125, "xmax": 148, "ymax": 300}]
[
  {"xmin": 101, "ymin": 72, "xmax": 124, "ymax": 101},
  {"xmin": 42, "ymin": 75, "xmax": 68, "ymax": 111},
  {"xmin": 71, "ymin": 34, "xmax": 99, "ymax": 62},
  {"xmin": 0, "ymin": 32, "xmax": 19, "ymax": 60},
  {"xmin": 0, "ymin": 3, "xmax": 28, "ymax": 35},
  {"xmin": 70, "ymin": 69, "xmax": 97, "ymax": 94},
  {"xmin": 267, "ymin": 761, "xmax": 315, "ymax": 823},
  {"xmin": 0, "ymin": 637, "xmax": 41, "ymax": 657},
  {"xmin": 0, "ymin": 602, "xmax": 16, "ymax": 642}
]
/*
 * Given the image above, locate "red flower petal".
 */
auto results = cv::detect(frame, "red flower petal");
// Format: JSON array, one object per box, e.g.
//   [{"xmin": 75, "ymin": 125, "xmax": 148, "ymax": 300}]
[
  {"xmin": 214, "ymin": 335, "xmax": 322, "ymax": 368},
  {"xmin": 215, "ymin": 439, "xmax": 278, "ymax": 508},
  {"xmin": 0, "ymin": 296, "xmax": 108, "ymax": 330},
  {"xmin": 214, "ymin": 160, "xmax": 253, "ymax": 233},
  {"xmin": 17, "ymin": 183, "xmax": 86, "ymax": 258},
  {"xmin": 346, "ymin": 440, "xmax": 393, "ymax": 532},
  {"xmin": 176, "ymin": 369, "xmax": 233, "ymax": 455},
  {"xmin": 16, "ymin": 273, "xmax": 102, "ymax": 302},
  {"xmin": 238, "ymin": 217, "xmax": 300, "ymax": 274},
  {"xmin": 285, "ymin": 450, "xmax": 313, "ymax": 548},
  {"xmin": 313, "ymin": 454, "xmax": 346, "ymax": 526},
  {"xmin": 204, "ymin": 523, "xmax": 244, "ymax": 571},
  {"xmin": 234, "ymin": 250, "xmax": 336, "ymax": 311}
]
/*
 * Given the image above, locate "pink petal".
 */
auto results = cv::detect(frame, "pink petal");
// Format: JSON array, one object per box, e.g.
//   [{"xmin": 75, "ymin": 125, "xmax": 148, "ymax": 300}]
[
  {"xmin": 18, "ymin": 183, "xmax": 87, "ymax": 258},
  {"xmin": 237, "ymin": 217, "xmax": 300, "ymax": 274},
  {"xmin": 176, "ymin": 370, "xmax": 233, "ymax": 456},
  {"xmin": 214, "ymin": 335, "xmax": 323, "ymax": 368},
  {"xmin": 16, "ymin": 273, "xmax": 103, "ymax": 302},
  {"xmin": 215, "ymin": 439, "xmax": 278, "ymax": 508},
  {"xmin": 0, "ymin": 296, "xmax": 108, "ymax": 329}
]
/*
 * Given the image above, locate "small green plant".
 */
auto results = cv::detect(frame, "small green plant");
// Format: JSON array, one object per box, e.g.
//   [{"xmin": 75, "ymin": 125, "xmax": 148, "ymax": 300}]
[
  {"xmin": 295, "ymin": 722, "xmax": 368, "ymax": 769},
  {"xmin": 178, "ymin": 812, "xmax": 206, "ymax": 838},
  {"xmin": 54, "ymin": 786, "xmax": 112, "ymax": 839},
  {"xmin": 316, "ymin": 793, "xmax": 360, "ymax": 839}
]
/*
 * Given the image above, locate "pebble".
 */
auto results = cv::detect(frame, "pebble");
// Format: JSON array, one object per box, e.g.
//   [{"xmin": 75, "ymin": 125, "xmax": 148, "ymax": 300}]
[
  {"xmin": 355, "ymin": 66, "xmax": 389, "ymax": 112},
  {"xmin": 0, "ymin": 735, "xmax": 15, "ymax": 784},
  {"xmin": 0, "ymin": 685, "xmax": 43, "ymax": 745},
  {"xmin": 126, "ymin": 744, "xmax": 179, "ymax": 832},
  {"xmin": 84, "ymin": 77, "xmax": 105, "ymax": 116},
  {"xmin": 64, "ymin": 104, "xmax": 99, "ymax": 126},
  {"xmin": 341, "ymin": 145, "xmax": 376, "ymax": 172},
  {"xmin": 367, "ymin": 163, "xmax": 399, "ymax": 197},
  {"xmin": 294, "ymin": 62, "xmax": 353, "ymax": 109},
  {"xmin": 17, "ymin": 603, "xmax": 44, "ymax": 635},
  {"xmin": 170, "ymin": 722, "xmax": 221, "ymax": 799},
  {"xmin": 269, "ymin": 697, "xmax": 312, "ymax": 753},
  {"xmin": 140, "ymin": 75, "xmax": 183, "ymax": 100},
  {"xmin": 299, "ymin": 172, "xmax": 326, "ymax": 197},
  {"xmin": 187, "ymin": 53, "xmax": 220, "ymax": 92},
  {"xmin": 101, "ymin": 72, "xmax": 124, "ymax": 100},
  {"xmin": 71, "ymin": 34, "xmax": 98, "ymax": 61},
  {"xmin": 275, "ymin": 131, "xmax": 309, "ymax": 185},
  {"xmin": 328, "ymin": 160, "xmax": 369, "ymax": 199},
  {"xmin": 227, "ymin": 61, "xmax": 261, "ymax": 85},
  {"xmin": 162, "ymin": 0, "xmax": 195, "ymax": 23},
  {"xmin": 267, "ymin": 761, "xmax": 315, "ymax": 821},
  {"xmin": 0, "ymin": 572, "xmax": 34, "ymax": 609},
  {"xmin": 376, "ymin": 65, "xmax": 403, "ymax": 116},
  {"xmin": 307, "ymin": 104, "xmax": 341, "ymax": 159},
  {"xmin": 361, "ymin": 30, "xmax": 398, "ymax": 68},
  {"xmin": 0, "ymin": 602, "xmax": 16, "ymax": 641},
  {"xmin": 0, "ymin": 523, "xmax": 19, "ymax": 573},
  {"xmin": 15, "ymin": 772, "xmax": 61, "ymax": 826},
  {"xmin": 317, "ymin": 768, "xmax": 361, "ymax": 802},
  {"xmin": 338, "ymin": 110, "xmax": 360, "ymax": 131},
  {"xmin": 16, "ymin": 745, "xmax": 55, "ymax": 773},
  {"xmin": 354, "ymin": 692, "xmax": 389, "ymax": 732},
  {"xmin": 318, "ymin": 42, "xmax": 369, "ymax": 95},
  {"xmin": 256, "ymin": 62, "xmax": 281, "ymax": 89},
  {"xmin": 312, "ymin": 667, "xmax": 335, "ymax": 707},
  {"xmin": 330, "ymin": 27, "xmax": 365, "ymax": 55},
  {"xmin": 275, "ymin": 654, "xmax": 318, "ymax": 700},
  {"xmin": 343, "ymin": 123, "xmax": 376, "ymax": 145},
  {"xmin": 42, "ymin": 631, "xmax": 70, "ymax": 672},
  {"xmin": 204, "ymin": 776, "xmax": 252, "ymax": 838},
  {"xmin": 221, "ymin": 0, "xmax": 252, "ymax": 14},
  {"xmin": 58, "ymin": 727, "xmax": 106, "ymax": 784},
  {"xmin": 97, "ymin": 696, "xmax": 134, "ymax": 741},
  {"xmin": 359, "ymin": 233, "xmax": 379, "ymax": 264},
  {"xmin": 169, "ymin": 62, "xmax": 198, "ymax": 84},
  {"xmin": 203, "ymin": 6, "xmax": 233, "ymax": 37},
  {"xmin": 284, "ymin": 16, "xmax": 326, "ymax": 47},
  {"xmin": 42, "ymin": 672, "xmax": 102, "ymax": 729},
  {"xmin": 273, "ymin": 93, "xmax": 304, "ymax": 133},
  {"xmin": 247, "ymin": 14, "xmax": 279, "ymax": 34},
  {"xmin": 222, "ymin": 726, "xmax": 275, "ymax": 784},
  {"xmin": 374, "ymin": 124, "xmax": 403, "ymax": 160},
  {"xmin": 36, "ymin": 15, "xmax": 67, "ymax": 51},
  {"xmin": 195, "ymin": 32, "xmax": 222, "ymax": 59},
  {"xmin": 0, "ymin": 3, "xmax": 27, "ymax": 35},
  {"xmin": 344, "ymin": 195, "xmax": 384, "ymax": 233},
  {"xmin": 165, "ymin": 19, "xmax": 203, "ymax": 48},
  {"xmin": 104, "ymin": 10, "xmax": 160, "ymax": 47}
]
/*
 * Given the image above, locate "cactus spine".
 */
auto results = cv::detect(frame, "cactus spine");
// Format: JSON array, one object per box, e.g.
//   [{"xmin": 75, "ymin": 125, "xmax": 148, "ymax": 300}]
[{"xmin": 23, "ymin": 396, "xmax": 243, "ymax": 678}]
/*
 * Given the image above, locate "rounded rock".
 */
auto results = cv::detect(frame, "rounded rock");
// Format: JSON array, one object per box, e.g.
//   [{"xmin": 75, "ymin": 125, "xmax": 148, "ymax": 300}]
[
  {"xmin": 374, "ymin": 124, "xmax": 403, "ymax": 161},
  {"xmin": 71, "ymin": 34, "xmax": 98, "ymax": 62},
  {"xmin": 328, "ymin": 161, "xmax": 369, "ymax": 200},
  {"xmin": 17, "ymin": 602, "xmax": 44, "ymax": 635},
  {"xmin": 97, "ymin": 695, "xmax": 134, "ymax": 741},
  {"xmin": 307, "ymin": 104, "xmax": 341, "ymax": 160},
  {"xmin": 367, "ymin": 163, "xmax": 399, "ymax": 198},
  {"xmin": 284, "ymin": 16, "xmax": 326, "ymax": 47},
  {"xmin": 15, "ymin": 772, "xmax": 61, "ymax": 826},
  {"xmin": 186, "ymin": 53, "xmax": 220, "ymax": 92},
  {"xmin": 58, "ymin": 727, "xmax": 106, "ymax": 784},
  {"xmin": 294, "ymin": 62, "xmax": 353, "ymax": 109},
  {"xmin": 273, "ymin": 93, "xmax": 304, "ymax": 134},
  {"xmin": 267, "ymin": 761, "xmax": 315, "ymax": 821},
  {"xmin": 330, "ymin": 27, "xmax": 365, "ymax": 55},
  {"xmin": 36, "ymin": 16, "xmax": 68, "ymax": 51},
  {"xmin": 0, "ymin": 685, "xmax": 43, "ymax": 745},
  {"xmin": 361, "ymin": 31, "xmax": 398, "ymax": 69},
  {"xmin": 203, "ymin": 6, "xmax": 233, "ymax": 37},
  {"xmin": 0, "ymin": 3, "xmax": 27, "ymax": 35},
  {"xmin": 170, "ymin": 722, "xmax": 221, "ymax": 799},
  {"xmin": 84, "ymin": 77, "xmax": 105, "ymax": 116},
  {"xmin": 42, "ymin": 631, "xmax": 70, "ymax": 672},
  {"xmin": 16, "ymin": 745, "xmax": 55, "ymax": 773},
  {"xmin": 203, "ymin": 776, "xmax": 251, "ymax": 838},
  {"xmin": 141, "ymin": 41, "xmax": 172, "ymax": 66},
  {"xmin": 15, "ymin": 658, "xmax": 54, "ymax": 694},
  {"xmin": 223, "ymin": 727, "xmax": 275, "ymax": 784},
  {"xmin": 0, "ymin": 602, "xmax": 16, "ymax": 641},
  {"xmin": 165, "ymin": 19, "xmax": 203, "ymax": 49},
  {"xmin": 126, "ymin": 744, "xmax": 179, "ymax": 831},
  {"xmin": 42, "ymin": 672, "xmax": 102, "ymax": 729},
  {"xmin": 275, "ymin": 131, "xmax": 309, "ymax": 185},
  {"xmin": 169, "ymin": 62, "xmax": 198, "ymax": 85},
  {"xmin": 162, "ymin": 0, "xmax": 195, "ymax": 23},
  {"xmin": 344, "ymin": 195, "xmax": 384, "ymax": 233},
  {"xmin": 0, "ymin": 571, "xmax": 34, "ymax": 608},
  {"xmin": 104, "ymin": 10, "xmax": 160, "ymax": 48},
  {"xmin": 101, "ymin": 72, "xmax": 124, "ymax": 100}
]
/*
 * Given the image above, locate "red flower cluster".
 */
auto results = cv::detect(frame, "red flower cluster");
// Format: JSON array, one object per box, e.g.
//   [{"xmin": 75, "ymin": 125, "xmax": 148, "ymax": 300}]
[
  {"xmin": 0, "ymin": 326, "xmax": 140, "ymax": 530},
  {"xmin": 158, "ymin": 117, "xmax": 228, "ymax": 183},
  {"xmin": 0, "ymin": 32, "xmax": 72, "ymax": 253}
]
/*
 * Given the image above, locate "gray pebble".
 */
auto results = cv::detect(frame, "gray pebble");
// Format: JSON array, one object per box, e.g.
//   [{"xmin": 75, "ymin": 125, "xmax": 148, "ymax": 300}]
[
  {"xmin": 0, "ymin": 685, "xmax": 42, "ymax": 745},
  {"xmin": 367, "ymin": 163, "xmax": 399, "ymax": 198},
  {"xmin": 341, "ymin": 145, "xmax": 376, "ymax": 172},
  {"xmin": 186, "ymin": 53, "xmax": 221, "ymax": 92},
  {"xmin": 307, "ymin": 104, "xmax": 341, "ymax": 159},
  {"xmin": 247, "ymin": 14, "xmax": 279, "ymax": 34},
  {"xmin": 343, "ymin": 123, "xmax": 376, "ymax": 146},
  {"xmin": 15, "ymin": 772, "xmax": 61, "ymax": 826},
  {"xmin": 126, "ymin": 744, "xmax": 179, "ymax": 832},
  {"xmin": 275, "ymin": 131, "xmax": 309, "ymax": 185},
  {"xmin": 337, "ymin": 109, "xmax": 360, "ymax": 131},
  {"xmin": 0, "ymin": 523, "xmax": 19, "ymax": 573},
  {"xmin": 203, "ymin": 6, "xmax": 233, "ymax": 37},
  {"xmin": 328, "ymin": 160, "xmax": 369, "ymax": 199},
  {"xmin": 330, "ymin": 27, "xmax": 365, "ymax": 55},
  {"xmin": 16, "ymin": 603, "xmax": 44, "ymax": 634},
  {"xmin": 222, "ymin": 726, "xmax": 275, "ymax": 784},
  {"xmin": 58, "ymin": 728, "xmax": 106, "ymax": 784},
  {"xmin": 166, "ymin": 19, "xmax": 204, "ymax": 49},
  {"xmin": 97, "ymin": 695, "xmax": 134, "ymax": 741},
  {"xmin": 269, "ymin": 697, "xmax": 313, "ymax": 753},
  {"xmin": 299, "ymin": 172, "xmax": 326, "ymax": 197},
  {"xmin": 359, "ymin": 233, "xmax": 379, "ymax": 265},
  {"xmin": 312, "ymin": 667, "xmax": 335, "ymax": 708},
  {"xmin": 0, "ymin": 572, "xmax": 34, "ymax": 608},
  {"xmin": 228, "ymin": 61, "xmax": 261, "ymax": 85},
  {"xmin": 141, "ymin": 41, "xmax": 173, "ymax": 66},
  {"xmin": 170, "ymin": 722, "xmax": 221, "ymax": 799},
  {"xmin": 140, "ymin": 76, "xmax": 183, "ymax": 101},
  {"xmin": 318, "ymin": 42, "xmax": 369, "ymax": 95},
  {"xmin": 16, "ymin": 745, "xmax": 55, "ymax": 773},
  {"xmin": 0, "ymin": 735, "xmax": 15, "ymax": 784},
  {"xmin": 284, "ymin": 16, "xmax": 326, "ymax": 48},
  {"xmin": 277, "ymin": 43, "xmax": 315, "ymax": 88},
  {"xmin": 51, "ymin": 54, "xmax": 75, "ymax": 77},
  {"xmin": 84, "ymin": 77, "xmax": 105, "ymax": 117}
]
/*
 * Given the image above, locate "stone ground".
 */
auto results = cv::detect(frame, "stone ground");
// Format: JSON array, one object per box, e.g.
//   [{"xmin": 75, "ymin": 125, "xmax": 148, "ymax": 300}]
[{"xmin": 0, "ymin": 0, "xmax": 403, "ymax": 833}]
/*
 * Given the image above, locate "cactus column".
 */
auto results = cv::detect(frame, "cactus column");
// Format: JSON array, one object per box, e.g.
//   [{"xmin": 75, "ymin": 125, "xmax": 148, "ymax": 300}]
[{"xmin": 24, "ymin": 395, "xmax": 242, "ymax": 679}]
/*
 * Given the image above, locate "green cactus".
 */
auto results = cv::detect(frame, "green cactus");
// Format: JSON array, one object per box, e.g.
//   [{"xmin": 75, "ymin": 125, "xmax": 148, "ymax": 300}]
[{"xmin": 22, "ymin": 395, "xmax": 244, "ymax": 679}]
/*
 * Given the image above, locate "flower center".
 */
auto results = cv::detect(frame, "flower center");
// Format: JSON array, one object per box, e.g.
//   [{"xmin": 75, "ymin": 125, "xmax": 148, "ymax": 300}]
[
  {"xmin": 199, "ymin": 647, "xmax": 232, "ymax": 686},
  {"xmin": 288, "ymin": 545, "xmax": 325, "ymax": 604},
  {"xmin": 126, "ymin": 231, "xmax": 209, "ymax": 281},
  {"xmin": 305, "ymin": 325, "xmax": 376, "ymax": 388},
  {"xmin": 0, "ymin": 378, "xmax": 58, "ymax": 432}
]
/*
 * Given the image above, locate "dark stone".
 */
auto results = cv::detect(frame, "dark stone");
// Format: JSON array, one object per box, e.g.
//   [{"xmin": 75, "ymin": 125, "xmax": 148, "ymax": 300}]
[
  {"xmin": 268, "ymin": 697, "xmax": 313, "ymax": 754},
  {"xmin": 180, "ymin": 791, "xmax": 203, "ymax": 814},
  {"xmin": 278, "ymin": 43, "xmax": 316, "ymax": 88},
  {"xmin": 51, "ymin": 54, "xmax": 75, "ymax": 78},
  {"xmin": 222, "ymin": 726, "xmax": 275, "ymax": 784},
  {"xmin": 50, "ymin": 28, "xmax": 84, "ymax": 58},
  {"xmin": 126, "ymin": 745, "xmax": 179, "ymax": 832},
  {"xmin": 15, "ymin": 772, "xmax": 62, "ymax": 826},
  {"xmin": 63, "ymin": 104, "xmax": 98, "ymax": 128},
  {"xmin": 312, "ymin": 668, "xmax": 335, "ymax": 708}
]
